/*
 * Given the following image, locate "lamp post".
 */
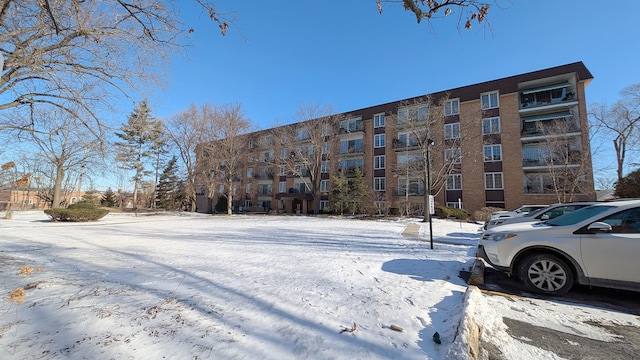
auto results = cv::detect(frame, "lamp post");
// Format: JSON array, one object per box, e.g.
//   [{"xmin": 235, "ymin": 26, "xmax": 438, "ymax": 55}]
[{"xmin": 426, "ymin": 138, "xmax": 435, "ymax": 249}]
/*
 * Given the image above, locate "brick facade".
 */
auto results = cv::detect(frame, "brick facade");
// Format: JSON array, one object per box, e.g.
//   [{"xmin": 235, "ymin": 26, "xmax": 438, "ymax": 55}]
[{"xmin": 197, "ymin": 62, "xmax": 596, "ymax": 216}]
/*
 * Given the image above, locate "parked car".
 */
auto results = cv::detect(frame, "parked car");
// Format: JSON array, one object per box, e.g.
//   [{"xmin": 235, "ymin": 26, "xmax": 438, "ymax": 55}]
[
  {"xmin": 484, "ymin": 202, "xmax": 597, "ymax": 231},
  {"xmin": 490, "ymin": 205, "xmax": 548, "ymax": 220},
  {"xmin": 478, "ymin": 199, "xmax": 640, "ymax": 295}
]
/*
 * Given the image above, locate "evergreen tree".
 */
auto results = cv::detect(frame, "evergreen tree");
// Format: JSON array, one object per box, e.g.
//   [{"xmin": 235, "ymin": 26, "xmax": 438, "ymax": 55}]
[
  {"xmin": 156, "ymin": 156, "xmax": 180, "ymax": 210},
  {"xmin": 348, "ymin": 167, "xmax": 368, "ymax": 215},
  {"xmin": 115, "ymin": 99, "xmax": 162, "ymax": 209},
  {"xmin": 615, "ymin": 169, "xmax": 640, "ymax": 198},
  {"xmin": 329, "ymin": 171, "xmax": 350, "ymax": 215},
  {"xmin": 101, "ymin": 188, "xmax": 118, "ymax": 207}
]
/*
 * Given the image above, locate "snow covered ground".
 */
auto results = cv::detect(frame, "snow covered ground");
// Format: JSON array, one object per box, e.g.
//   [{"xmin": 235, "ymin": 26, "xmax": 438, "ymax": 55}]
[{"xmin": 0, "ymin": 211, "xmax": 638, "ymax": 359}]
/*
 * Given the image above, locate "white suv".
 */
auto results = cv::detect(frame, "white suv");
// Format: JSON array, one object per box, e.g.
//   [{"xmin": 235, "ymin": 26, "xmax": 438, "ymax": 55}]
[
  {"xmin": 478, "ymin": 199, "xmax": 640, "ymax": 295},
  {"xmin": 490, "ymin": 205, "xmax": 548, "ymax": 220}
]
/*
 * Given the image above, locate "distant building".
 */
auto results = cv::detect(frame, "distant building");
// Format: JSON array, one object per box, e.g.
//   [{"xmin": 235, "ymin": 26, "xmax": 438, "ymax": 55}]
[
  {"xmin": 0, "ymin": 189, "xmax": 86, "ymax": 210},
  {"xmin": 197, "ymin": 62, "xmax": 596, "ymax": 215}
]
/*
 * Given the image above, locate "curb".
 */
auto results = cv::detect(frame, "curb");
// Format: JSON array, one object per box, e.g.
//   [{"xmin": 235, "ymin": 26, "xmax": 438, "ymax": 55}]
[
  {"xmin": 447, "ymin": 286, "xmax": 483, "ymax": 360},
  {"xmin": 468, "ymin": 258, "xmax": 485, "ymax": 286}
]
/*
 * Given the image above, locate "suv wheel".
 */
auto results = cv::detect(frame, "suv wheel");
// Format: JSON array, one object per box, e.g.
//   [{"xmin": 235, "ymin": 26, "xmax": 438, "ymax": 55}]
[{"xmin": 519, "ymin": 253, "xmax": 574, "ymax": 296}]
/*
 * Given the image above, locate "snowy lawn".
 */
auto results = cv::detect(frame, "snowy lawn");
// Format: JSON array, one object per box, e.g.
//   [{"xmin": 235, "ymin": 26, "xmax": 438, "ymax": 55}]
[
  {"xmin": 3, "ymin": 211, "xmax": 637, "ymax": 359},
  {"xmin": 0, "ymin": 211, "xmax": 479, "ymax": 359}
]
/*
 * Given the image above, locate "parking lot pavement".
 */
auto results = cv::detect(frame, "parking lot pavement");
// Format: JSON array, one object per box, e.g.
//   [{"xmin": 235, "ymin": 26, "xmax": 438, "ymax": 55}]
[
  {"xmin": 481, "ymin": 267, "xmax": 640, "ymax": 316},
  {"xmin": 466, "ymin": 266, "xmax": 640, "ymax": 359}
]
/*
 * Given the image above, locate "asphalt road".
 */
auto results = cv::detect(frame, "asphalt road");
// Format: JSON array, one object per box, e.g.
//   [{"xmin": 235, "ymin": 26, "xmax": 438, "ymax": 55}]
[{"xmin": 470, "ymin": 267, "xmax": 640, "ymax": 360}]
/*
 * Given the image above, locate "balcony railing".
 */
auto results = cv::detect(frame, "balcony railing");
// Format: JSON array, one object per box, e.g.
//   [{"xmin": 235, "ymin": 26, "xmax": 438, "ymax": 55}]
[
  {"xmin": 522, "ymin": 151, "xmax": 583, "ymax": 167},
  {"xmin": 339, "ymin": 122, "xmax": 364, "ymax": 134},
  {"xmin": 392, "ymin": 138, "xmax": 419, "ymax": 149}
]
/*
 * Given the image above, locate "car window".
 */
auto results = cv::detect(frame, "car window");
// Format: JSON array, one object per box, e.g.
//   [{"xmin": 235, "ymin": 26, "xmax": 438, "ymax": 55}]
[
  {"xmin": 598, "ymin": 208, "xmax": 640, "ymax": 233},
  {"xmin": 546, "ymin": 205, "xmax": 614, "ymax": 226},
  {"xmin": 540, "ymin": 204, "xmax": 590, "ymax": 220}
]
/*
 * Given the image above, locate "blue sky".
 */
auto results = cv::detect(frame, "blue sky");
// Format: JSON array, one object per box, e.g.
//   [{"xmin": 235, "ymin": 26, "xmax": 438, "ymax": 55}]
[
  {"xmin": 147, "ymin": 0, "xmax": 638, "ymax": 186},
  {"xmin": 154, "ymin": 1, "xmax": 636, "ymax": 121}
]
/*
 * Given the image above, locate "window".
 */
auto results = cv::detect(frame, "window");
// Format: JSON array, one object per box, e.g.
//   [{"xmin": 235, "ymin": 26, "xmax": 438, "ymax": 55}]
[
  {"xmin": 260, "ymin": 150, "xmax": 275, "ymax": 163},
  {"xmin": 444, "ymin": 123, "xmax": 460, "ymax": 140},
  {"xmin": 398, "ymin": 178, "xmax": 424, "ymax": 195},
  {"xmin": 482, "ymin": 117, "xmax": 500, "ymax": 134},
  {"xmin": 279, "ymin": 181, "xmax": 287, "ymax": 193},
  {"xmin": 218, "ymin": 184, "xmax": 225, "ymax": 193},
  {"xmin": 374, "ymin": 155, "xmax": 386, "ymax": 170},
  {"xmin": 259, "ymin": 184, "xmax": 272, "ymax": 195},
  {"xmin": 445, "ymin": 99, "xmax": 460, "ymax": 116},
  {"xmin": 397, "ymin": 153, "xmax": 421, "ymax": 166},
  {"xmin": 244, "ymin": 200, "xmax": 251, "ymax": 208},
  {"xmin": 444, "ymin": 148, "xmax": 461, "ymax": 164},
  {"xmin": 340, "ymin": 139, "xmax": 364, "ymax": 154},
  {"xmin": 294, "ymin": 182, "xmax": 310, "ymax": 193},
  {"xmin": 247, "ymin": 168, "xmax": 253, "ymax": 178},
  {"xmin": 339, "ymin": 158, "xmax": 363, "ymax": 174},
  {"xmin": 320, "ymin": 179, "xmax": 329, "ymax": 192},
  {"xmin": 481, "ymin": 91, "xmax": 499, "ymax": 110},
  {"xmin": 322, "ymin": 142, "xmax": 329, "ymax": 154},
  {"xmin": 397, "ymin": 131, "xmax": 418, "ymax": 147},
  {"xmin": 600, "ymin": 208, "xmax": 640, "ymax": 233},
  {"xmin": 374, "ymin": 113, "xmax": 386, "ymax": 128},
  {"xmin": 483, "ymin": 145, "xmax": 502, "ymax": 162},
  {"xmin": 374, "ymin": 134, "xmax": 385, "ymax": 148},
  {"xmin": 246, "ymin": 183, "xmax": 252, "ymax": 193},
  {"xmin": 446, "ymin": 202, "xmax": 463, "ymax": 209},
  {"xmin": 279, "ymin": 165, "xmax": 286, "ymax": 176},
  {"xmin": 485, "ymin": 172, "xmax": 504, "ymax": 190},
  {"xmin": 321, "ymin": 160, "xmax": 330, "ymax": 173},
  {"xmin": 340, "ymin": 117, "xmax": 363, "ymax": 132},
  {"xmin": 397, "ymin": 105, "xmax": 428, "ymax": 124},
  {"xmin": 296, "ymin": 128, "xmax": 310, "ymax": 140},
  {"xmin": 247, "ymin": 154, "xmax": 253, "ymax": 163},
  {"xmin": 446, "ymin": 174, "xmax": 462, "ymax": 190},
  {"xmin": 320, "ymin": 200, "xmax": 329, "ymax": 210},
  {"xmin": 374, "ymin": 177, "xmax": 386, "ymax": 191},
  {"xmin": 280, "ymin": 148, "xmax": 288, "ymax": 159},
  {"xmin": 248, "ymin": 139, "xmax": 254, "ymax": 149}
]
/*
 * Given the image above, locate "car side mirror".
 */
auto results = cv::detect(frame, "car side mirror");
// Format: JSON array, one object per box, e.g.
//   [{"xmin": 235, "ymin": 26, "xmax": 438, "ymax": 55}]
[
  {"xmin": 587, "ymin": 222, "xmax": 612, "ymax": 233},
  {"xmin": 540, "ymin": 214, "xmax": 549, "ymax": 220}
]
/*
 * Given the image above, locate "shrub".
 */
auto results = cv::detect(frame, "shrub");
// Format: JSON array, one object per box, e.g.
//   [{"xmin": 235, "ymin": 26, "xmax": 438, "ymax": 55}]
[
  {"xmin": 472, "ymin": 206, "xmax": 503, "ymax": 222},
  {"xmin": 434, "ymin": 205, "xmax": 470, "ymax": 220},
  {"xmin": 45, "ymin": 206, "xmax": 109, "ymax": 222},
  {"xmin": 388, "ymin": 207, "xmax": 400, "ymax": 216}
]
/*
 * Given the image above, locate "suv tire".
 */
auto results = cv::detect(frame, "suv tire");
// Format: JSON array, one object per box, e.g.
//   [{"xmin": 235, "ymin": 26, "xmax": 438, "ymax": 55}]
[{"xmin": 519, "ymin": 253, "xmax": 574, "ymax": 295}]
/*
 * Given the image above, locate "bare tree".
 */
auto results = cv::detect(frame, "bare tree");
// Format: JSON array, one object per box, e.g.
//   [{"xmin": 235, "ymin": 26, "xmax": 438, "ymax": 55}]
[
  {"xmin": 392, "ymin": 94, "xmax": 475, "ymax": 221},
  {"xmin": 165, "ymin": 103, "xmax": 221, "ymax": 212},
  {"xmin": 13, "ymin": 109, "xmax": 102, "ymax": 208},
  {"xmin": 0, "ymin": 0, "xmax": 233, "ymax": 136},
  {"xmin": 205, "ymin": 103, "xmax": 251, "ymax": 215},
  {"xmin": 530, "ymin": 118, "xmax": 591, "ymax": 202},
  {"xmin": 376, "ymin": 0, "xmax": 492, "ymax": 30},
  {"xmin": 590, "ymin": 84, "xmax": 640, "ymax": 183},
  {"xmin": 272, "ymin": 103, "xmax": 341, "ymax": 215}
]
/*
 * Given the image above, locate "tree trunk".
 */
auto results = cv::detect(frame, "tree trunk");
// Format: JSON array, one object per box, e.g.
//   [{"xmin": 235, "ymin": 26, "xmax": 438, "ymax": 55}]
[{"xmin": 52, "ymin": 163, "xmax": 65, "ymax": 208}]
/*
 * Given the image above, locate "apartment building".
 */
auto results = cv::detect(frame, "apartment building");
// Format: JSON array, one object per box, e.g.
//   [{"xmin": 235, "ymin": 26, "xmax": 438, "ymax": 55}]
[{"xmin": 196, "ymin": 62, "xmax": 596, "ymax": 215}]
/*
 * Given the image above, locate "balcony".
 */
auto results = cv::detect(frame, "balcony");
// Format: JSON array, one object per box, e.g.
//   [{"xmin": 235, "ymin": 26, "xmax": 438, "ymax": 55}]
[
  {"xmin": 254, "ymin": 171, "xmax": 274, "ymax": 180},
  {"xmin": 522, "ymin": 151, "xmax": 583, "ymax": 168},
  {"xmin": 519, "ymin": 83, "xmax": 576, "ymax": 111},
  {"xmin": 520, "ymin": 112, "xmax": 580, "ymax": 138},
  {"xmin": 338, "ymin": 122, "xmax": 364, "ymax": 134},
  {"xmin": 392, "ymin": 138, "xmax": 419, "ymax": 150}
]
